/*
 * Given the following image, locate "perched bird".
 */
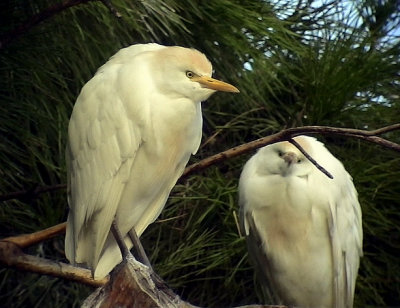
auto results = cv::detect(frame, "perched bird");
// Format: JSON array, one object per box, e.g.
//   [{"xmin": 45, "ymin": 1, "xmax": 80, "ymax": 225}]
[
  {"xmin": 65, "ymin": 43, "xmax": 239, "ymax": 279},
  {"xmin": 239, "ymin": 136, "xmax": 362, "ymax": 308}
]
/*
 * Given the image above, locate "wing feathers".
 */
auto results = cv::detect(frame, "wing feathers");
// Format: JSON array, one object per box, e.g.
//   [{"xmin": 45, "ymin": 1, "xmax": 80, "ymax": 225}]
[
  {"xmin": 65, "ymin": 85, "xmax": 142, "ymax": 272},
  {"xmin": 328, "ymin": 177, "xmax": 362, "ymax": 308}
]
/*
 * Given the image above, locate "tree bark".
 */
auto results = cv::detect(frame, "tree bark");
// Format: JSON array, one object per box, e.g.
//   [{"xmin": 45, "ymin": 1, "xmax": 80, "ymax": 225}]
[{"xmin": 81, "ymin": 256, "xmax": 287, "ymax": 308}]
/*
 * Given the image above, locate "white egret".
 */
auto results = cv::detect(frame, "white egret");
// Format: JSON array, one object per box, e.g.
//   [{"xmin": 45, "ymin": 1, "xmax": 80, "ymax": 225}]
[
  {"xmin": 65, "ymin": 43, "xmax": 239, "ymax": 279},
  {"xmin": 239, "ymin": 136, "xmax": 362, "ymax": 308}
]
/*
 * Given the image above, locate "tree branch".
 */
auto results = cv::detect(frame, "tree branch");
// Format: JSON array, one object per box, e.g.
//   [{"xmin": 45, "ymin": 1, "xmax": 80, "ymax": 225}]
[
  {"xmin": 0, "ymin": 238, "xmax": 287, "ymax": 308},
  {"xmin": 81, "ymin": 256, "xmax": 287, "ymax": 308},
  {"xmin": 2, "ymin": 222, "xmax": 66, "ymax": 248},
  {"xmin": 289, "ymin": 138, "xmax": 333, "ymax": 179},
  {"xmin": 1, "ymin": 124, "xmax": 399, "ymax": 202},
  {"xmin": 0, "ymin": 240, "xmax": 107, "ymax": 287},
  {"xmin": 2, "ymin": 124, "xmax": 398, "ymax": 306},
  {"xmin": 181, "ymin": 124, "xmax": 400, "ymax": 178},
  {"xmin": 1, "ymin": 124, "xmax": 399, "ymax": 286}
]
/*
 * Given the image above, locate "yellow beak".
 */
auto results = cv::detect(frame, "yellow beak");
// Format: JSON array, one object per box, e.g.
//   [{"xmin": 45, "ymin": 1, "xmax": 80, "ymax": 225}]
[{"xmin": 192, "ymin": 76, "xmax": 240, "ymax": 93}]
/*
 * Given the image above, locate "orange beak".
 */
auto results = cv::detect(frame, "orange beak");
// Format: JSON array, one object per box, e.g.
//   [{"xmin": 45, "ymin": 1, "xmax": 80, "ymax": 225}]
[{"xmin": 191, "ymin": 76, "xmax": 240, "ymax": 93}]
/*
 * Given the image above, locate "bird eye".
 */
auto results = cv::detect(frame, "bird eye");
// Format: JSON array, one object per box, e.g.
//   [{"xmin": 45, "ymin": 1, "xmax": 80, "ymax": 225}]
[
  {"xmin": 278, "ymin": 151, "xmax": 283, "ymax": 157},
  {"xmin": 186, "ymin": 71, "xmax": 195, "ymax": 78},
  {"xmin": 297, "ymin": 159, "xmax": 302, "ymax": 163}
]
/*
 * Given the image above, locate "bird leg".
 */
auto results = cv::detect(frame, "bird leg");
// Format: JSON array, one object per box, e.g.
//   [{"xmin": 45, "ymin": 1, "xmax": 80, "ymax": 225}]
[
  {"xmin": 110, "ymin": 219, "xmax": 131, "ymax": 259},
  {"xmin": 127, "ymin": 228, "xmax": 173, "ymax": 294},
  {"xmin": 110, "ymin": 220, "xmax": 170, "ymax": 292},
  {"xmin": 110, "ymin": 218, "xmax": 152, "ymax": 268},
  {"xmin": 128, "ymin": 228, "xmax": 152, "ymax": 268}
]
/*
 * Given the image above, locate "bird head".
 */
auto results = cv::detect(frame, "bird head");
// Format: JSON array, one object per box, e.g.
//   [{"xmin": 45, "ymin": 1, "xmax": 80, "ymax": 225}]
[
  {"xmin": 256, "ymin": 136, "xmax": 315, "ymax": 178},
  {"xmin": 151, "ymin": 46, "xmax": 239, "ymax": 102}
]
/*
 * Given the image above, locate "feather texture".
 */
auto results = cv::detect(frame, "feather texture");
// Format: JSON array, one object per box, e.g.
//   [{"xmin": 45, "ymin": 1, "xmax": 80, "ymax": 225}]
[
  {"xmin": 239, "ymin": 136, "xmax": 362, "ymax": 308},
  {"xmin": 65, "ymin": 43, "xmax": 238, "ymax": 279}
]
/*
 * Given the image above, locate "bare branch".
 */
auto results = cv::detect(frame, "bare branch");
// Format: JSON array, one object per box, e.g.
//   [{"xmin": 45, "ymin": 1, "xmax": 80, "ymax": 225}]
[
  {"xmin": 2, "ymin": 222, "xmax": 66, "ymax": 248},
  {"xmin": 0, "ymin": 240, "xmax": 107, "ymax": 287},
  {"xmin": 1, "ymin": 124, "xmax": 399, "ymax": 202},
  {"xmin": 0, "ymin": 238, "xmax": 288, "ymax": 307},
  {"xmin": 5, "ymin": 124, "xmax": 397, "ymax": 305},
  {"xmin": 81, "ymin": 256, "xmax": 287, "ymax": 308},
  {"xmin": 289, "ymin": 138, "xmax": 334, "ymax": 179},
  {"xmin": 82, "ymin": 257, "xmax": 197, "ymax": 308},
  {"xmin": 181, "ymin": 124, "xmax": 400, "ymax": 178},
  {"xmin": 200, "ymin": 108, "xmax": 264, "ymax": 149},
  {"xmin": 2, "ymin": 124, "xmax": 396, "ymax": 289},
  {"xmin": 365, "ymin": 123, "xmax": 400, "ymax": 135}
]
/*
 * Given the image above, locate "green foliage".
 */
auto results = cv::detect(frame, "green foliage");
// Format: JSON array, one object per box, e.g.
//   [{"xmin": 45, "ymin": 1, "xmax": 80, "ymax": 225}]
[{"xmin": 1, "ymin": 0, "xmax": 399, "ymax": 307}]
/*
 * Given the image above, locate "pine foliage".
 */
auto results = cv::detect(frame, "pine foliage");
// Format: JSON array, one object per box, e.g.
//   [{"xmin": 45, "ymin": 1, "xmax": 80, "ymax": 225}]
[{"xmin": 0, "ymin": 0, "xmax": 399, "ymax": 307}]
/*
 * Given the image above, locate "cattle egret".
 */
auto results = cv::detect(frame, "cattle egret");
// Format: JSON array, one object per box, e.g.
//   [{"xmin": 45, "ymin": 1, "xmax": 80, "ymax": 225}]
[
  {"xmin": 239, "ymin": 136, "xmax": 362, "ymax": 308},
  {"xmin": 65, "ymin": 43, "xmax": 239, "ymax": 279}
]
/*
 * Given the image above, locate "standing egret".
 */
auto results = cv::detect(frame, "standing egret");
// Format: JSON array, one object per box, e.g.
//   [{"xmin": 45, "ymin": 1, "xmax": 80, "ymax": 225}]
[
  {"xmin": 65, "ymin": 43, "xmax": 239, "ymax": 279},
  {"xmin": 239, "ymin": 136, "xmax": 362, "ymax": 308}
]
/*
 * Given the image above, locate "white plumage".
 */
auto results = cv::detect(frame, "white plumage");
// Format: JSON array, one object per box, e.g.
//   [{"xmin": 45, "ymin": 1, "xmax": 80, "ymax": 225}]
[
  {"xmin": 65, "ymin": 43, "xmax": 239, "ymax": 279},
  {"xmin": 239, "ymin": 136, "xmax": 362, "ymax": 308}
]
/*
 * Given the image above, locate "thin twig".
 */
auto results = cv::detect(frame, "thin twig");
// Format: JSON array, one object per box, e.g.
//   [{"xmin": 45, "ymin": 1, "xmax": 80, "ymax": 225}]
[
  {"xmin": 364, "ymin": 123, "xmax": 400, "ymax": 135},
  {"xmin": 181, "ymin": 124, "xmax": 400, "ymax": 178},
  {"xmin": 1, "ymin": 124, "xmax": 399, "ymax": 202},
  {"xmin": 1, "ymin": 124, "xmax": 399, "ymax": 289},
  {"xmin": 200, "ymin": 107, "xmax": 264, "ymax": 149},
  {"xmin": 289, "ymin": 138, "xmax": 334, "ymax": 179}
]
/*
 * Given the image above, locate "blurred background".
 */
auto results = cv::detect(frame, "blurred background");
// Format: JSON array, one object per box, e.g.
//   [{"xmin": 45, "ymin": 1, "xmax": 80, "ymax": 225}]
[{"xmin": 0, "ymin": 0, "xmax": 399, "ymax": 307}]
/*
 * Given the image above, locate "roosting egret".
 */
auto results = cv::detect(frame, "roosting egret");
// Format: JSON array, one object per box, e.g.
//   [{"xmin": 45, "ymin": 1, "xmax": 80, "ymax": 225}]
[
  {"xmin": 65, "ymin": 43, "xmax": 239, "ymax": 279},
  {"xmin": 239, "ymin": 136, "xmax": 362, "ymax": 308}
]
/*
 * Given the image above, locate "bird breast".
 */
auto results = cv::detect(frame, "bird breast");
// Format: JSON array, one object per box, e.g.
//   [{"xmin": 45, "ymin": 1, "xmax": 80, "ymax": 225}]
[
  {"xmin": 115, "ymin": 96, "xmax": 203, "ymax": 236},
  {"xmin": 245, "ymin": 170, "xmax": 332, "ymax": 252}
]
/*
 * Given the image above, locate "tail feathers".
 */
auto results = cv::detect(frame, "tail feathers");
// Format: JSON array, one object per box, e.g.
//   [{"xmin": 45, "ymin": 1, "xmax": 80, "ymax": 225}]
[
  {"xmin": 94, "ymin": 232, "xmax": 133, "ymax": 279},
  {"xmin": 65, "ymin": 213, "xmax": 104, "ymax": 276},
  {"xmin": 65, "ymin": 214, "xmax": 76, "ymax": 264},
  {"xmin": 66, "ymin": 221, "xmax": 142, "ymax": 279}
]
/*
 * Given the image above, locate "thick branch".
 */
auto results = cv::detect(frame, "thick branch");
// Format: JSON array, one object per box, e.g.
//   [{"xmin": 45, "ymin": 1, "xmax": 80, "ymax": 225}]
[
  {"xmin": 82, "ymin": 257, "xmax": 198, "ymax": 308},
  {"xmin": 0, "ymin": 238, "xmax": 287, "ymax": 308},
  {"xmin": 0, "ymin": 240, "xmax": 107, "ymax": 287},
  {"xmin": 81, "ymin": 255, "xmax": 287, "ymax": 308},
  {"xmin": 2, "ymin": 222, "xmax": 66, "ymax": 248}
]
